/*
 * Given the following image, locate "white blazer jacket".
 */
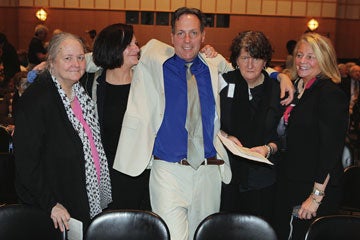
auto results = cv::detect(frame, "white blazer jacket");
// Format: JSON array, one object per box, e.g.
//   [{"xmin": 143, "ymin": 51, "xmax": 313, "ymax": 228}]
[{"xmin": 113, "ymin": 39, "xmax": 233, "ymax": 184}]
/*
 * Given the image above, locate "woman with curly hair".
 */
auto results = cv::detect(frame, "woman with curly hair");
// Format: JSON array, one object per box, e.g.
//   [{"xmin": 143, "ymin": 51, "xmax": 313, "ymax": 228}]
[{"xmin": 220, "ymin": 30, "xmax": 283, "ymax": 222}]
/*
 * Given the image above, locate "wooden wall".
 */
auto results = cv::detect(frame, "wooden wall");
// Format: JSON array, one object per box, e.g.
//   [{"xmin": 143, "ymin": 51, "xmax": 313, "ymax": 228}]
[{"xmin": 0, "ymin": 7, "xmax": 359, "ymax": 63}]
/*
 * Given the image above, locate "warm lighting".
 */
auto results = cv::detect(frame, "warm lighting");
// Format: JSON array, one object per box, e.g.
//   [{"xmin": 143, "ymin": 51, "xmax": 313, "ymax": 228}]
[
  {"xmin": 36, "ymin": 8, "xmax": 47, "ymax": 21},
  {"xmin": 307, "ymin": 18, "xmax": 319, "ymax": 31}
]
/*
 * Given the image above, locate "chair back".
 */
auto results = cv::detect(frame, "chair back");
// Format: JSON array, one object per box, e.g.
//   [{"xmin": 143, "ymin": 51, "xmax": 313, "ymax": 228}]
[
  {"xmin": 305, "ymin": 215, "xmax": 360, "ymax": 240},
  {"xmin": 341, "ymin": 165, "xmax": 360, "ymax": 212},
  {"xmin": 0, "ymin": 204, "xmax": 66, "ymax": 240},
  {"xmin": 84, "ymin": 209, "xmax": 170, "ymax": 240},
  {"xmin": 193, "ymin": 212, "xmax": 277, "ymax": 240}
]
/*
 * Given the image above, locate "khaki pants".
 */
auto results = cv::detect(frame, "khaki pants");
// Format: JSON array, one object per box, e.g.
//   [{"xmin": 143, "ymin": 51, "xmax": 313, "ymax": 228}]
[{"xmin": 150, "ymin": 159, "xmax": 222, "ymax": 240}]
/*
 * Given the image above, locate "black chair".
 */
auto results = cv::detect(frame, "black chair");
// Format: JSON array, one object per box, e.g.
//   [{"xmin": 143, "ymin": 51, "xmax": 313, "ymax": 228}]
[
  {"xmin": 84, "ymin": 209, "xmax": 170, "ymax": 240},
  {"xmin": 193, "ymin": 212, "xmax": 277, "ymax": 240},
  {"xmin": 0, "ymin": 204, "xmax": 66, "ymax": 240},
  {"xmin": 305, "ymin": 215, "xmax": 360, "ymax": 240},
  {"xmin": 341, "ymin": 165, "xmax": 360, "ymax": 213}
]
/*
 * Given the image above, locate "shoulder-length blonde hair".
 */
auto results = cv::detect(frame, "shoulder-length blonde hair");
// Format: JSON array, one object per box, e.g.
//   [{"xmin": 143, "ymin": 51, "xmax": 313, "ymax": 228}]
[{"xmin": 291, "ymin": 33, "xmax": 340, "ymax": 83}]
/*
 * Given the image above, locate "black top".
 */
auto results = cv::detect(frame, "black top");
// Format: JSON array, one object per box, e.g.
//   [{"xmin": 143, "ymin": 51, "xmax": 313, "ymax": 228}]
[
  {"xmin": 28, "ymin": 37, "xmax": 47, "ymax": 65},
  {"xmin": 284, "ymin": 76, "xmax": 348, "ymax": 185},
  {"xmin": 0, "ymin": 41, "xmax": 20, "ymax": 83},
  {"xmin": 220, "ymin": 69, "xmax": 283, "ymax": 191},
  {"xmin": 103, "ymin": 81, "xmax": 130, "ymax": 165},
  {"xmin": 80, "ymin": 70, "xmax": 130, "ymax": 166}
]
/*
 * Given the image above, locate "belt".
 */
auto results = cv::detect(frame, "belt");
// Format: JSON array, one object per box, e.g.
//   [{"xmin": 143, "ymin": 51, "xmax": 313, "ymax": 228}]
[{"xmin": 153, "ymin": 156, "xmax": 224, "ymax": 166}]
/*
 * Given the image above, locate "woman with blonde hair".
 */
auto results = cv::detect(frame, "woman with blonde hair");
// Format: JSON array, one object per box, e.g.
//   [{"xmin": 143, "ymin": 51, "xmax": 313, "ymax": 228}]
[{"xmin": 274, "ymin": 33, "xmax": 348, "ymax": 239}]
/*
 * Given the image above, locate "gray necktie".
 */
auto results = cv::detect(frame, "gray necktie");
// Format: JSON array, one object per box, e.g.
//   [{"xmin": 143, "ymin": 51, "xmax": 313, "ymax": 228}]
[{"xmin": 185, "ymin": 63, "xmax": 204, "ymax": 169}]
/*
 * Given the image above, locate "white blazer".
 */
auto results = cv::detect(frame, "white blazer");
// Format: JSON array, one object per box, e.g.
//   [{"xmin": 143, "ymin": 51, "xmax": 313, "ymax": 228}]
[{"xmin": 113, "ymin": 39, "xmax": 233, "ymax": 184}]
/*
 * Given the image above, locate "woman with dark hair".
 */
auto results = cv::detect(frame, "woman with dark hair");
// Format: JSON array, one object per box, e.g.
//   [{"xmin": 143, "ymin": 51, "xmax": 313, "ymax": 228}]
[
  {"xmin": 81, "ymin": 23, "xmax": 150, "ymax": 210},
  {"xmin": 220, "ymin": 30, "xmax": 283, "ymax": 222}
]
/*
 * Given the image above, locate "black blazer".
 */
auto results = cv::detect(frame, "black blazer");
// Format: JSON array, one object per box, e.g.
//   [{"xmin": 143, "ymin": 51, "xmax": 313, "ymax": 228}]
[
  {"xmin": 339, "ymin": 76, "xmax": 351, "ymax": 105},
  {"xmin": 284, "ymin": 77, "xmax": 348, "ymax": 186},
  {"xmin": 14, "ymin": 70, "xmax": 92, "ymax": 227}
]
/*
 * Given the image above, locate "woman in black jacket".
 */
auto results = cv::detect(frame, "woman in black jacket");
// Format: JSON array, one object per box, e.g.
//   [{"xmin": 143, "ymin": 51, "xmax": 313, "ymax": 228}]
[
  {"xmin": 273, "ymin": 32, "xmax": 348, "ymax": 240},
  {"xmin": 14, "ymin": 32, "xmax": 112, "ymax": 233},
  {"xmin": 220, "ymin": 31, "xmax": 283, "ymax": 222}
]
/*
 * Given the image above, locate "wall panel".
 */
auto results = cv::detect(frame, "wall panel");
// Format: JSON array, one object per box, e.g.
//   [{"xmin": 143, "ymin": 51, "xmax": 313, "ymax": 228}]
[
  {"xmin": 95, "ymin": 0, "xmax": 109, "ymax": 9},
  {"xmin": 80, "ymin": 0, "xmax": 93, "ymax": 9},
  {"xmin": 19, "ymin": 0, "xmax": 33, "ymax": 6},
  {"xmin": 156, "ymin": 0, "xmax": 170, "ymax": 11},
  {"xmin": 202, "ymin": 0, "xmax": 215, "ymax": 13},
  {"xmin": 141, "ymin": 0, "xmax": 155, "ymax": 11},
  {"xmin": 263, "ymin": 0, "xmax": 277, "ymax": 15},
  {"xmin": 171, "ymin": 0, "xmax": 185, "ymax": 11},
  {"xmin": 125, "ymin": 0, "xmax": 139, "ymax": 10},
  {"xmin": 307, "ymin": 2, "xmax": 322, "ymax": 17},
  {"xmin": 322, "ymin": 3, "xmax": 336, "ymax": 17},
  {"xmin": 50, "ymin": 0, "xmax": 63, "ymax": 7},
  {"xmin": 3, "ymin": 1, "xmax": 359, "ymax": 19},
  {"xmin": 277, "ymin": 1, "xmax": 291, "ymax": 15},
  {"xmin": 186, "ymin": 0, "xmax": 200, "ymax": 9},
  {"xmin": 292, "ymin": 1, "xmax": 306, "ymax": 16},
  {"xmin": 216, "ymin": 0, "xmax": 231, "ymax": 14},
  {"xmin": 337, "ymin": 4, "xmax": 346, "ymax": 18},
  {"xmin": 65, "ymin": 0, "xmax": 78, "ymax": 8},
  {"xmin": 1, "ymin": 1, "xmax": 360, "ymax": 64},
  {"xmin": 110, "ymin": 0, "xmax": 125, "ymax": 10},
  {"xmin": 247, "ymin": 0, "xmax": 262, "ymax": 15},
  {"xmin": 346, "ymin": 5, "xmax": 360, "ymax": 19},
  {"xmin": 35, "ymin": 0, "xmax": 49, "ymax": 6},
  {"xmin": 231, "ymin": 0, "xmax": 246, "ymax": 14}
]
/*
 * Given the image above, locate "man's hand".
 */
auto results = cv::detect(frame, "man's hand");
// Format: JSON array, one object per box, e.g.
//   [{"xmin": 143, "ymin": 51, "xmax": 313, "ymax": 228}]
[
  {"xmin": 200, "ymin": 45, "xmax": 218, "ymax": 58},
  {"xmin": 278, "ymin": 73, "xmax": 295, "ymax": 105},
  {"xmin": 32, "ymin": 61, "xmax": 47, "ymax": 71}
]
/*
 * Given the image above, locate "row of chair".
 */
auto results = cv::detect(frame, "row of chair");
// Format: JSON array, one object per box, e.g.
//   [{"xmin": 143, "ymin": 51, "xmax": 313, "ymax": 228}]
[{"xmin": 1, "ymin": 203, "xmax": 360, "ymax": 240}]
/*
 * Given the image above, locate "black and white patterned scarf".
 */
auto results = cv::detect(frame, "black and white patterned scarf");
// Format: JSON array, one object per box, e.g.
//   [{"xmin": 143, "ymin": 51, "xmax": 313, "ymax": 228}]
[{"xmin": 51, "ymin": 76, "xmax": 112, "ymax": 218}]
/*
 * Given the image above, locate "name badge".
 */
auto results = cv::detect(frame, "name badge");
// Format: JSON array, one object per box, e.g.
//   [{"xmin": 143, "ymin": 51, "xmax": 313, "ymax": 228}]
[{"xmin": 227, "ymin": 83, "xmax": 235, "ymax": 98}]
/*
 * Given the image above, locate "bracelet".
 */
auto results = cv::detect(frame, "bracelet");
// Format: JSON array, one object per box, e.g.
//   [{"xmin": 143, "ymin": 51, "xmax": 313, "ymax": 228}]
[
  {"xmin": 312, "ymin": 196, "xmax": 322, "ymax": 205},
  {"xmin": 268, "ymin": 144, "xmax": 275, "ymax": 154},
  {"xmin": 312, "ymin": 187, "xmax": 325, "ymax": 196},
  {"xmin": 264, "ymin": 145, "xmax": 271, "ymax": 159}
]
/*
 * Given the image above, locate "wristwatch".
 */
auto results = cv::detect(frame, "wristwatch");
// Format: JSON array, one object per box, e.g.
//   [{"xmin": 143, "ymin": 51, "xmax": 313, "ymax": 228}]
[{"xmin": 312, "ymin": 188, "xmax": 325, "ymax": 196}]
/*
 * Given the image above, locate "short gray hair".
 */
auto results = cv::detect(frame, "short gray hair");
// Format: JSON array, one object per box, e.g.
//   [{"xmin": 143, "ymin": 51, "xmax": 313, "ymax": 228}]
[{"xmin": 46, "ymin": 32, "xmax": 85, "ymax": 70}]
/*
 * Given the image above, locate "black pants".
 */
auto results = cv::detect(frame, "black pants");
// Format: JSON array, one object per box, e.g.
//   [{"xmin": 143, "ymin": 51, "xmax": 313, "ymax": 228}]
[{"xmin": 107, "ymin": 169, "xmax": 151, "ymax": 211}]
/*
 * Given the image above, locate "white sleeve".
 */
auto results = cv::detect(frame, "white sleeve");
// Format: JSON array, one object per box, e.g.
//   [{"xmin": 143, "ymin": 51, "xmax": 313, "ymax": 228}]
[
  {"xmin": 219, "ymin": 73, "xmax": 228, "ymax": 93},
  {"xmin": 85, "ymin": 52, "xmax": 101, "ymax": 73}
]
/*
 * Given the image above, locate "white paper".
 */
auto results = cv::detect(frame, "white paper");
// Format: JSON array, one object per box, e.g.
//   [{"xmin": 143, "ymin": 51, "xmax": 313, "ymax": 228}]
[
  {"xmin": 218, "ymin": 132, "xmax": 273, "ymax": 165},
  {"xmin": 67, "ymin": 218, "xmax": 83, "ymax": 240}
]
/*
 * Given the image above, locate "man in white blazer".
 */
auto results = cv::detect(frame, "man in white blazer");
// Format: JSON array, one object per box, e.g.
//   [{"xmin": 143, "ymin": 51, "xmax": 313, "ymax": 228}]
[{"xmin": 113, "ymin": 7, "xmax": 233, "ymax": 240}]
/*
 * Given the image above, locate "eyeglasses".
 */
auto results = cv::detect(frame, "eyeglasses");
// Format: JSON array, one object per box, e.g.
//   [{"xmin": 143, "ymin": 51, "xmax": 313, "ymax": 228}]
[
  {"xmin": 295, "ymin": 53, "xmax": 317, "ymax": 61},
  {"xmin": 238, "ymin": 56, "xmax": 262, "ymax": 64},
  {"xmin": 175, "ymin": 30, "xmax": 199, "ymax": 39}
]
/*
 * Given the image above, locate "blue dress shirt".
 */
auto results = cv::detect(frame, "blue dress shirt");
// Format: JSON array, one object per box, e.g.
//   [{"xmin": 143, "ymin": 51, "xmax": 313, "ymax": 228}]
[{"xmin": 153, "ymin": 55, "xmax": 217, "ymax": 162}]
